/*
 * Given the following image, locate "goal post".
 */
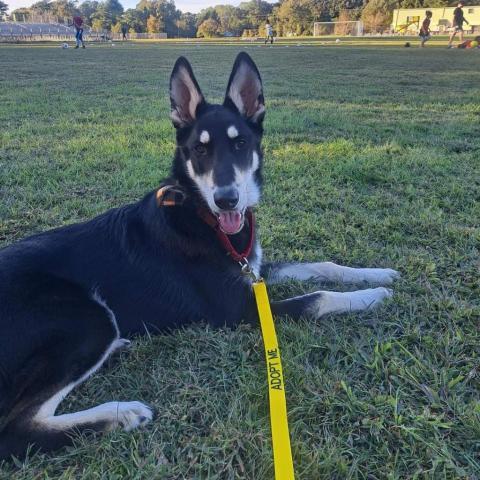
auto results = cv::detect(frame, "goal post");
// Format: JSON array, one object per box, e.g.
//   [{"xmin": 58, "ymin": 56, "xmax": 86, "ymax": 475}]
[{"xmin": 313, "ymin": 21, "xmax": 364, "ymax": 37}]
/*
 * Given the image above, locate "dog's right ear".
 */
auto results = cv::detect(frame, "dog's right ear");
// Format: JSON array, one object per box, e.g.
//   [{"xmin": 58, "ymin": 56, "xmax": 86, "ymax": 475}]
[{"xmin": 170, "ymin": 57, "xmax": 205, "ymax": 128}]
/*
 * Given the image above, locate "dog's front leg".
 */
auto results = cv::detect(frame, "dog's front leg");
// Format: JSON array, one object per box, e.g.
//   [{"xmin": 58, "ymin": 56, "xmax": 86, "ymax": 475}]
[
  {"xmin": 262, "ymin": 262, "xmax": 399, "ymax": 286},
  {"xmin": 270, "ymin": 287, "xmax": 393, "ymax": 320}
]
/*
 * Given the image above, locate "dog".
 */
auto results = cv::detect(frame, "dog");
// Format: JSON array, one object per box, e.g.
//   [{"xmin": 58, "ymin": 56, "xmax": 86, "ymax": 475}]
[{"xmin": 0, "ymin": 52, "xmax": 399, "ymax": 460}]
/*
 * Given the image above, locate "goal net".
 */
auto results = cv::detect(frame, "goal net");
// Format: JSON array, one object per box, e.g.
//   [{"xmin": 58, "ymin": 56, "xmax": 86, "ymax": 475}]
[{"xmin": 313, "ymin": 21, "xmax": 364, "ymax": 36}]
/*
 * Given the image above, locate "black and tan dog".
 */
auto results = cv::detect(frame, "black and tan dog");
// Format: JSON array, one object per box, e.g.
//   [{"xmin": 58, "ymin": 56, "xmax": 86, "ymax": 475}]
[{"xmin": 0, "ymin": 53, "xmax": 399, "ymax": 459}]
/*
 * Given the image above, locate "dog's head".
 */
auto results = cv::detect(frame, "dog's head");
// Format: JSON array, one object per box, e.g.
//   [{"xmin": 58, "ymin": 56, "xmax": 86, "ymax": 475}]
[{"xmin": 170, "ymin": 52, "xmax": 264, "ymax": 235}]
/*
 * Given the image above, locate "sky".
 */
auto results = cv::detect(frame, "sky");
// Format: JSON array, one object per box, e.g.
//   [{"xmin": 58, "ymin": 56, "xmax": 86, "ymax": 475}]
[{"xmin": 6, "ymin": 0, "xmax": 257, "ymax": 13}]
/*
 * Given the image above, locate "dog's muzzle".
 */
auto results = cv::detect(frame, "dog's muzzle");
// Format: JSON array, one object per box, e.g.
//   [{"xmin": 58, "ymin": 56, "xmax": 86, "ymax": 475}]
[{"xmin": 213, "ymin": 187, "xmax": 244, "ymax": 235}]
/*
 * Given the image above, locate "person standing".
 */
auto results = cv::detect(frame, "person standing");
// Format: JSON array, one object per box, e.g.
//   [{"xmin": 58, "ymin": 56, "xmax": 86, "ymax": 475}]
[
  {"xmin": 264, "ymin": 21, "xmax": 274, "ymax": 45},
  {"xmin": 448, "ymin": 1, "xmax": 469, "ymax": 48},
  {"xmin": 71, "ymin": 15, "xmax": 85, "ymax": 49},
  {"xmin": 419, "ymin": 10, "xmax": 432, "ymax": 47},
  {"xmin": 121, "ymin": 23, "xmax": 128, "ymax": 41}
]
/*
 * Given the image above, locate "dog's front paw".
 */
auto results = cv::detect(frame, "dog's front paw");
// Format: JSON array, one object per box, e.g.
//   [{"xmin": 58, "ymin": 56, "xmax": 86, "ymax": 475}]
[
  {"xmin": 313, "ymin": 287, "xmax": 393, "ymax": 318},
  {"xmin": 352, "ymin": 287, "xmax": 393, "ymax": 309},
  {"xmin": 116, "ymin": 401, "xmax": 153, "ymax": 431},
  {"xmin": 112, "ymin": 338, "xmax": 132, "ymax": 351},
  {"xmin": 359, "ymin": 268, "xmax": 400, "ymax": 286}
]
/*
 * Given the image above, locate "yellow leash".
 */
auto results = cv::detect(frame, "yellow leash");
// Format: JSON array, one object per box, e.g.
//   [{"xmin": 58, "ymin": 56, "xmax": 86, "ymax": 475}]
[
  {"xmin": 252, "ymin": 279, "xmax": 295, "ymax": 480},
  {"xmin": 156, "ymin": 192, "xmax": 294, "ymax": 476}
]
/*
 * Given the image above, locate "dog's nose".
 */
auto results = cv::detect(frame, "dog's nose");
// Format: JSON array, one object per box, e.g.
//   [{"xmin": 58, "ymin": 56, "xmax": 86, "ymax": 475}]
[{"xmin": 214, "ymin": 187, "xmax": 239, "ymax": 210}]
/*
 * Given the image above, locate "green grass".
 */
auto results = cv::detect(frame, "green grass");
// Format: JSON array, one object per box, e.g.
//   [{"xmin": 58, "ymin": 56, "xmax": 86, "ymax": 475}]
[
  {"xmin": 0, "ymin": 43, "xmax": 479, "ymax": 479},
  {"xmin": 5, "ymin": 34, "xmax": 480, "ymax": 47}
]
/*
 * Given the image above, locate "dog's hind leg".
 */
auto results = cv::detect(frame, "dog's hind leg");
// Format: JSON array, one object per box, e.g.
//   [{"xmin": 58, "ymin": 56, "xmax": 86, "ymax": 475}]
[
  {"xmin": 262, "ymin": 262, "xmax": 399, "ymax": 286},
  {"xmin": 29, "ymin": 336, "xmax": 152, "ymax": 434},
  {"xmin": 0, "ymin": 279, "xmax": 151, "ymax": 460},
  {"xmin": 271, "ymin": 287, "xmax": 393, "ymax": 321}
]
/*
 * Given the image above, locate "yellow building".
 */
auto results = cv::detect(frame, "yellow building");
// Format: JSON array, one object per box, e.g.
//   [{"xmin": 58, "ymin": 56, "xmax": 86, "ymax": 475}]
[{"xmin": 392, "ymin": 6, "xmax": 480, "ymax": 34}]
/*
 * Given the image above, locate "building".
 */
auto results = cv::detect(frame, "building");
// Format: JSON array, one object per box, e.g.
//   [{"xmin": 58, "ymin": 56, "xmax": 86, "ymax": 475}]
[{"xmin": 391, "ymin": 6, "xmax": 480, "ymax": 34}]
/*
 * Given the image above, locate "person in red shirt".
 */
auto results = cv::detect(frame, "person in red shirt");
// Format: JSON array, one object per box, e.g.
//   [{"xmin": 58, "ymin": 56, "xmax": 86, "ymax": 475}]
[
  {"xmin": 419, "ymin": 10, "xmax": 432, "ymax": 47},
  {"xmin": 71, "ymin": 15, "xmax": 85, "ymax": 49}
]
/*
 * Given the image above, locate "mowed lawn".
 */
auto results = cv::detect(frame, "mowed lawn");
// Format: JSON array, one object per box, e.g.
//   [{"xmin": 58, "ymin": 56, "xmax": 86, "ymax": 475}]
[{"xmin": 0, "ymin": 43, "xmax": 479, "ymax": 479}]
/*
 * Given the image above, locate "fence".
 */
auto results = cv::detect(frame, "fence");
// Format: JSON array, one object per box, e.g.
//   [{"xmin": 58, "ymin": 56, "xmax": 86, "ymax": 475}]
[
  {"xmin": 0, "ymin": 23, "xmax": 168, "ymax": 42},
  {"xmin": 110, "ymin": 32, "xmax": 167, "ymax": 40}
]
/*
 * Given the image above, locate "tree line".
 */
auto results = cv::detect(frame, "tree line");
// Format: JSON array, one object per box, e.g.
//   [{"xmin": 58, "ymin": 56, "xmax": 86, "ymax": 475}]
[{"xmin": 2, "ymin": 0, "xmax": 462, "ymax": 36}]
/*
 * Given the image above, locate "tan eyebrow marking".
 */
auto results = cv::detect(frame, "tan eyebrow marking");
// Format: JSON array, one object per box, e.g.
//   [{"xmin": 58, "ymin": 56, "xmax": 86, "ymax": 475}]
[{"xmin": 227, "ymin": 125, "xmax": 239, "ymax": 139}]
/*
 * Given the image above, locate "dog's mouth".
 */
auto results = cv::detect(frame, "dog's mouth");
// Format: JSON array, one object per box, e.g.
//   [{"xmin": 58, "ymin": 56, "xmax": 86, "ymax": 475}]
[{"xmin": 216, "ymin": 210, "xmax": 245, "ymax": 235}]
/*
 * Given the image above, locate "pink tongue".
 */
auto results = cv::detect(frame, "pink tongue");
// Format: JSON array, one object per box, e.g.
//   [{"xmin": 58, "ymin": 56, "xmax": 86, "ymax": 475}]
[{"xmin": 218, "ymin": 211, "xmax": 243, "ymax": 235}]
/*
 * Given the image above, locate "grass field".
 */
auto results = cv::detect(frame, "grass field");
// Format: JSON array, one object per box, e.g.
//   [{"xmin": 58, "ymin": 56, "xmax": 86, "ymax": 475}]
[
  {"xmin": 4, "ymin": 33, "xmax": 480, "ymax": 46},
  {"xmin": 0, "ymin": 43, "xmax": 479, "ymax": 479}
]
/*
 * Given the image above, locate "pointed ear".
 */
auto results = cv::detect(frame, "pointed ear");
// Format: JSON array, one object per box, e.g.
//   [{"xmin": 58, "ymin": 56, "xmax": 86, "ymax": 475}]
[
  {"xmin": 170, "ymin": 57, "xmax": 205, "ymax": 128},
  {"xmin": 224, "ymin": 52, "xmax": 265, "ymax": 124}
]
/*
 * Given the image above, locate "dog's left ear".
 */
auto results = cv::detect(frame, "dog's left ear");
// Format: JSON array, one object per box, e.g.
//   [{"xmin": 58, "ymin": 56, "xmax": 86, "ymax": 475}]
[{"xmin": 224, "ymin": 52, "xmax": 265, "ymax": 124}]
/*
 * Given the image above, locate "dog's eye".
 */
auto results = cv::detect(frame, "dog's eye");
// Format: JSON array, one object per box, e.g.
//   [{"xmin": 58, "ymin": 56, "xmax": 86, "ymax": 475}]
[
  {"xmin": 234, "ymin": 139, "xmax": 246, "ymax": 150},
  {"xmin": 195, "ymin": 144, "xmax": 207, "ymax": 155}
]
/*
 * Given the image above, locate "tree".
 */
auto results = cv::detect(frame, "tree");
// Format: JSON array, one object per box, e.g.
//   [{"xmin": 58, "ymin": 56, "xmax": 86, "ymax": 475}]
[
  {"xmin": 214, "ymin": 5, "xmax": 245, "ymax": 36},
  {"xmin": 196, "ymin": 6, "xmax": 219, "ymax": 25},
  {"xmin": 275, "ymin": 0, "xmax": 314, "ymax": 35},
  {"xmin": 30, "ymin": 0, "xmax": 51, "ymax": 15},
  {"xmin": 400, "ymin": 0, "xmax": 447, "ymax": 7},
  {"xmin": 0, "ymin": 0, "xmax": 8, "ymax": 20},
  {"xmin": 176, "ymin": 12, "xmax": 197, "ymax": 37},
  {"xmin": 11, "ymin": 7, "xmax": 31, "ymax": 21},
  {"xmin": 195, "ymin": 2, "xmax": 270, "ymax": 37},
  {"xmin": 111, "ymin": 21, "xmax": 122, "ymax": 32},
  {"xmin": 91, "ymin": 18, "xmax": 101, "ymax": 29},
  {"xmin": 399, "ymin": 0, "xmax": 424, "ymax": 6},
  {"xmin": 137, "ymin": 0, "xmax": 179, "ymax": 36},
  {"xmin": 122, "ymin": 8, "xmax": 147, "ymax": 32},
  {"xmin": 334, "ymin": 8, "xmax": 361, "ymax": 33},
  {"xmin": 238, "ymin": 0, "xmax": 273, "ymax": 31},
  {"xmin": 92, "ymin": 3, "xmax": 113, "ymax": 29},
  {"xmin": 338, "ymin": 7, "xmax": 361, "ymax": 21},
  {"xmin": 316, "ymin": 0, "xmax": 364, "ymax": 20},
  {"xmin": 50, "ymin": 0, "xmax": 78, "ymax": 19},
  {"xmin": 88, "ymin": 0, "xmax": 124, "ymax": 31},
  {"xmin": 104, "ymin": 0, "xmax": 123, "ymax": 23},
  {"xmin": 146, "ymin": 13, "xmax": 161, "ymax": 32},
  {"xmin": 197, "ymin": 17, "xmax": 221, "ymax": 37},
  {"xmin": 361, "ymin": 0, "xmax": 397, "ymax": 32},
  {"xmin": 78, "ymin": 1, "xmax": 100, "ymax": 25}
]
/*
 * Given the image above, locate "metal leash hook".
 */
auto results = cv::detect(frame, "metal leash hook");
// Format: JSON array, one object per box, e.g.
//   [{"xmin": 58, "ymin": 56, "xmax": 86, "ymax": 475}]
[{"xmin": 239, "ymin": 257, "xmax": 261, "ymax": 282}]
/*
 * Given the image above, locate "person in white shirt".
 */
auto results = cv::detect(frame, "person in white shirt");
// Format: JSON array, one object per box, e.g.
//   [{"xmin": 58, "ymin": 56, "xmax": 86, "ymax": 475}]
[{"xmin": 265, "ymin": 21, "xmax": 274, "ymax": 44}]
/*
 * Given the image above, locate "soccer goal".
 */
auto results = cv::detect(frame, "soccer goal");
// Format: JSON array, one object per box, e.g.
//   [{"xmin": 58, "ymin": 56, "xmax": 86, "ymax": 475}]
[{"xmin": 313, "ymin": 21, "xmax": 364, "ymax": 37}]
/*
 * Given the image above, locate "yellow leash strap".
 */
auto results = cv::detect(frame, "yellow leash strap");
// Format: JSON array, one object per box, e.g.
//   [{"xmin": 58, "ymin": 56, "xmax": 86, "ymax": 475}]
[{"xmin": 252, "ymin": 279, "xmax": 295, "ymax": 480}]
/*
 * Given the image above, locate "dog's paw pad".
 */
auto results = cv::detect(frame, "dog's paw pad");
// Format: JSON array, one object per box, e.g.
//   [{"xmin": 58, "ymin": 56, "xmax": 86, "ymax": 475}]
[{"xmin": 116, "ymin": 401, "xmax": 153, "ymax": 431}]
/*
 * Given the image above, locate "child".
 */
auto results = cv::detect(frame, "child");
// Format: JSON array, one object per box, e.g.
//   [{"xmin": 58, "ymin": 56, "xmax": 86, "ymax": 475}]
[
  {"xmin": 264, "ymin": 21, "xmax": 274, "ymax": 45},
  {"xmin": 419, "ymin": 11, "xmax": 432, "ymax": 47},
  {"xmin": 457, "ymin": 35, "xmax": 480, "ymax": 48}
]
